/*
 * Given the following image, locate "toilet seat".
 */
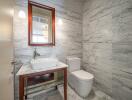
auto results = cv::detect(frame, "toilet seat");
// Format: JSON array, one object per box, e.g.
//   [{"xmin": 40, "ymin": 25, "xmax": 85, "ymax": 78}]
[{"xmin": 71, "ymin": 70, "xmax": 94, "ymax": 81}]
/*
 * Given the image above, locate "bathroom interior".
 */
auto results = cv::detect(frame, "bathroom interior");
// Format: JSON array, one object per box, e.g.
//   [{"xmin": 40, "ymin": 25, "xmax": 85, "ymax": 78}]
[{"xmin": 0, "ymin": 0, "xmax": 132, "ymax": 100}]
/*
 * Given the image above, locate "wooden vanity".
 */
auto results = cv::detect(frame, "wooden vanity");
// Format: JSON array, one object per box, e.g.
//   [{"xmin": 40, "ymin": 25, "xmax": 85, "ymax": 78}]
[{"xmin": 17, "ymin": 62, "xmax": 68, "ymax": 100}]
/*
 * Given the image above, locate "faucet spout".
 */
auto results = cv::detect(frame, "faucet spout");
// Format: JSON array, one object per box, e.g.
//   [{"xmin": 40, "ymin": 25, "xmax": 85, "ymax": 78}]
[{"xmin": 33, "ymin": 48, "xmax": 40, "ymax": 59}]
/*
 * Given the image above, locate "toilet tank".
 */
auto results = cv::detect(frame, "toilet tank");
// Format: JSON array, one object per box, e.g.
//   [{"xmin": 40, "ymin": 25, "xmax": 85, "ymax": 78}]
[{"xmin": 66, "ymin": 57, "xmax": 81, "ymax": 72}]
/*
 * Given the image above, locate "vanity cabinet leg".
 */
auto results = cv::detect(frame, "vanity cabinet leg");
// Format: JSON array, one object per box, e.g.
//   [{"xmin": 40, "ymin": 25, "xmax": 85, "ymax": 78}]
[
  {"xmin": 64, "ymin": 68, "xmax": 67, "ymax": 100},
  {"xmin": 19, "ymin": 76, "xmax": 24, "ymax": 100}
]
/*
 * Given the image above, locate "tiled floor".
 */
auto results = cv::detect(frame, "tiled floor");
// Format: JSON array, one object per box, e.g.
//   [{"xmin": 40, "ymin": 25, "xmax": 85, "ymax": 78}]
[
  {"xmin": 58, "ymin": 85, "xmax": 114, "ymax": 100},
  {"xmin": 27, "ymin": 85, "xmax": 114, "ymax": 100}
]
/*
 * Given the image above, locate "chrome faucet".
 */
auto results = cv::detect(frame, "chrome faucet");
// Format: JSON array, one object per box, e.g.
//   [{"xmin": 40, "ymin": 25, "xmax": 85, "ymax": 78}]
[{"xmin": 33, "ymin": 48, "xmax": 40, "ymax": 59}]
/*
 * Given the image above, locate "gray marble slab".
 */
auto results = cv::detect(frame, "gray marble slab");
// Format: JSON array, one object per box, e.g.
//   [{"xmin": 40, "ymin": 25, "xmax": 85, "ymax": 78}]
[{"xmin": 83, "ymin": 0, "xmax": 132, "ymax": 100}]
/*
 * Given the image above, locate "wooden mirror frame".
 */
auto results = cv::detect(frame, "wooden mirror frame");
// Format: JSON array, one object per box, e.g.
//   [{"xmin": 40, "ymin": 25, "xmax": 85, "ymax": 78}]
[{"xmin": 28, "ymin": 1, "xmax": 55, "ymax": 46}]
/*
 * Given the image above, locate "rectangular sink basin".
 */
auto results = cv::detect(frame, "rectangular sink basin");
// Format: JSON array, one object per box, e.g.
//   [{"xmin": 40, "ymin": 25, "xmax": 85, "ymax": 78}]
[{"xmin": 31, "ymin": 58, "xmax": 59, "ymax": 70}]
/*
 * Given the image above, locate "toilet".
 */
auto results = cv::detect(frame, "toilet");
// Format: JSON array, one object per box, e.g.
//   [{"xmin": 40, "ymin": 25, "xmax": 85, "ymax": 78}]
[{"xmin": 67, "ymin": 57, "xmax": 94, "ymax": 98}]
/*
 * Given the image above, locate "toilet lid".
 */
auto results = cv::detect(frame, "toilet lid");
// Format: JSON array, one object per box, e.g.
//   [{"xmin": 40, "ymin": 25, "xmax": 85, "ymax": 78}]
[{"xmin": 72, "ymin": 70, "xmax": 94, "ymax": 80}]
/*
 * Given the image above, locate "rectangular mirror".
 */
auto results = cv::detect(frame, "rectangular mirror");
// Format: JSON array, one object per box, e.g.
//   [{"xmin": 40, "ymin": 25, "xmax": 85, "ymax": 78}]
[{"xmin": 28, "ymin": 1, "xmax": 55, "ymax": 46}]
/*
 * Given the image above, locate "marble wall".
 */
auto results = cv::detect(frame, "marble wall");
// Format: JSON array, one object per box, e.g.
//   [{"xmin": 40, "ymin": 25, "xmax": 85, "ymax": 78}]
[
  {"xmin": 13, "ymin": 0, "xmax": 83, "ymax": 99},
  {"xmin": 83, "ymin": 0, "xmax": 132, "ymax": 100}
]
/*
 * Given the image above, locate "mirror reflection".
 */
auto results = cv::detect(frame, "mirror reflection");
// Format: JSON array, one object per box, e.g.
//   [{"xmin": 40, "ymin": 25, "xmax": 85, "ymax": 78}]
[{"xmin": 32, "ymin": 6, "xmax": 52, "ymax": 44}]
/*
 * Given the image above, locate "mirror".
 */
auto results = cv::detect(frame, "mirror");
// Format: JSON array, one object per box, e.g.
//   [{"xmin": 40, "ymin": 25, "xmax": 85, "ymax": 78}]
[{"xmin": 28, "ymin": 1, "xmax": 55, "ymax": 46}]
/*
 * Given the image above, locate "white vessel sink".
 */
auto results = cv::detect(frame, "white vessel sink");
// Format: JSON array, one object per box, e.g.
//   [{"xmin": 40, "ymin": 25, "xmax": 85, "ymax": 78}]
[{"xmin": 30, "ymin": 58, "xmax": 59, "ymax": 70}]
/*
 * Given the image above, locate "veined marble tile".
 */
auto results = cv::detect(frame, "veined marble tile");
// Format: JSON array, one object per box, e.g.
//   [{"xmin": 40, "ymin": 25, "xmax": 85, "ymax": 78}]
[{"xmin": 83, "ymin": 0, "xmax": 132, "ymax": 100}]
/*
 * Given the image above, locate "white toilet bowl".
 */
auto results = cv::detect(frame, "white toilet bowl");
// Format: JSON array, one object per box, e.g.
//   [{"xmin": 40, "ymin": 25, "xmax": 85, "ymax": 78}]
[{"xmin": 67, "ymin": 57, "xmax": 94, "ymax": 97}]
